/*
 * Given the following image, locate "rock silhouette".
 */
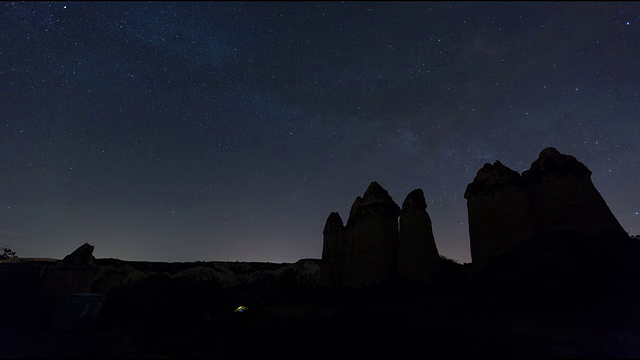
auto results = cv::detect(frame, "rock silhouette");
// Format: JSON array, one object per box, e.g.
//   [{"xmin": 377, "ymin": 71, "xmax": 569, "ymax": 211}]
[
  {"xmin": 522, "ymin": 147, "xmax": 627, "ymax": 239},
  {"xmin": 321, "ymin": 182, "xmax": 442, "ymax": 289},
  {"xmin": 465, "ymin": 147, "xmax": 627, "ymax": 266},
  {"xmin": 398, "ymin": 189, "xmax": 441, "ymax": 284},
  {"xmin": 318, "ymin": 212, "xmax": 347, "ymax": 289},
  {"xmin": 2, "ymin": 146, "xmax": 638, "ymax": 359},
  {"xmin": 42, "ymin": 243, "xmax": 98, "ymax": 302},
  {"xmin": 464, "ymin": 161, "xmax": 533, "ymax": 266},
  {"xmin": 343, "ymin": 181, "xmax": 401, "ymax": 288}
]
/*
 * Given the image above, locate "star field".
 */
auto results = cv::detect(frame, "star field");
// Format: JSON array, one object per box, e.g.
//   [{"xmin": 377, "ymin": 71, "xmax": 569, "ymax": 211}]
[{"xmin": 2, "ymin": 2, "xmax": 639, "ymax": 263}]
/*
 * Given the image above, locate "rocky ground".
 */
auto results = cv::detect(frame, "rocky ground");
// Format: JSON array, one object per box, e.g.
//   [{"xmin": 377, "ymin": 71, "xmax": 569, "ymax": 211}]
[
  {"xmin": 1, "ymin": 254, "xmax": 640, "ymax": 359},
  {"xmin": 2, "ymin": 292, "xmax": 639, "ymax": 359}
]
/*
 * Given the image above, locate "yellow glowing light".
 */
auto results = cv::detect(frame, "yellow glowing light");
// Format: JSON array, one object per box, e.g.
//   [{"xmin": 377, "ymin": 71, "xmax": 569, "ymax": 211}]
[{"xmin": 234, "ymin": 305, "xmax": 249, "ymax": 313}]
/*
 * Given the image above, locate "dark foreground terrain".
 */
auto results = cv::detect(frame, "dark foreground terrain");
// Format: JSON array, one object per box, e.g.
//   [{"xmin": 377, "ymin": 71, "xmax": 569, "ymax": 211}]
[
  {"xmin": 2, "ymin": 235, "xmax": 640, "ymax": 359},
  {"xmin": 4, "ymin": 289, "xmax": 628, "ymax": 359}
]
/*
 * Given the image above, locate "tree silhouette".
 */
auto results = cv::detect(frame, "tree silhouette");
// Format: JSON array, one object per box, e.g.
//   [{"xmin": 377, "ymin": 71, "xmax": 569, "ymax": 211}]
[{"xmin": 0, "ymin": 246, "xmax": 17, "ymax": 260}]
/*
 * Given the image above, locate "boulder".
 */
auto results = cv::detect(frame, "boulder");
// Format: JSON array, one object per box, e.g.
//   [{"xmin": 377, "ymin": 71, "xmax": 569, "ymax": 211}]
[
  {"xmin": 61, "ymin": 243, "xmax": 96, "ymax": 268},
  {"xmin": 42, "ymin": 243, "xmax": 99, "ymax": 303}
]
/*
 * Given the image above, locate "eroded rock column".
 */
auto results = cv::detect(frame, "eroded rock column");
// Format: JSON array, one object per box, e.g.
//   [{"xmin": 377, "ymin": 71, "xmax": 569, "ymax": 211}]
[
  {"xmin": 398, "ymin": 189, "xmax": 441, "ymax": 284},
  {"xmin": 464, "ymin": 161, "xmax": 534, "ymax": 266},
  {"xmin": 343, "ymin": 182, "xmax": 400, "ymax": 289},
  {"xmin": 318, "ymin": 212, "xmax": 347, "ymax": 289},
  {"xmin": 522, "ymin": 147, "xmax": 627, "ymax": 239}
]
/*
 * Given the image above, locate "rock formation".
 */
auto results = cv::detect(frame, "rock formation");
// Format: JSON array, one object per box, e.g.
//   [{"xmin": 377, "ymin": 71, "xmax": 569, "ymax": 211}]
[
  {"xmin": 398, "ymin": 189, "xmax": 441, "ymax": 284},
  {"xmin": 343, "ymin": 182, "xmax": 401, "ymax": 289},
  {"xmin": 522, "ymin": 147, "xmax": 627, "ymax": 239},
  {"xmin": 319, "ymin": 212, "xmax": 347, "ymax": 289},
  {"xmin": 42, "ymin": 243, "xmax": 98, "ymax": 303},
  {"xmin": 320, "ymin": 183, "xmax": 448, "ymax": 289},
  {"xmin": 464, "ymin": 161, "xmax": 533, "ymax": 266},
  {"xmin": 465, "ymin": 147, "xmax": 627, "ymax": 266}
]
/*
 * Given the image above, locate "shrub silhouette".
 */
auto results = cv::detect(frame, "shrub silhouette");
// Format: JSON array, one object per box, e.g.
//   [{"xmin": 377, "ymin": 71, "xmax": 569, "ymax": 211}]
[{"xmin": 0, "ymin": 246, "xmax": 16, "ymax": 260}]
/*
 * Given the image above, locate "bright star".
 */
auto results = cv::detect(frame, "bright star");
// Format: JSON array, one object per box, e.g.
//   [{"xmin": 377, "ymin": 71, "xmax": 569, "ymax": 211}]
[{"xmin": 626, "ymin": 21, "xmax": 631, "ymax": 26}]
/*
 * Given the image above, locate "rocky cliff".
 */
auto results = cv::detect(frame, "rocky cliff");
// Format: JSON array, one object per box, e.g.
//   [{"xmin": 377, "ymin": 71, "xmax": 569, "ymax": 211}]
[
  {"xmin": 465, "ymin": 147, "xmax": 628, "ymax": 266},
  {"xmin": 522, "ymin": 147, "xmax": 627, "ymax": 239}
]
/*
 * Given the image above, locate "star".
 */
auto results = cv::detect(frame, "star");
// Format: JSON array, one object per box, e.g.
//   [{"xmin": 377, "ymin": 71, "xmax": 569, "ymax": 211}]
[{"xmin": 1, "ymin": 1, "xmax": 638, "ymax": 262}]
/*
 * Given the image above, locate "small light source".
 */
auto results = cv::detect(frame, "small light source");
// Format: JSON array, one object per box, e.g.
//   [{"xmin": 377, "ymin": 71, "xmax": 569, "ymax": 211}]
[
  {"xmin": 626, "ymin": 21, "xmax": 631, "ymax": 26},
  {"xmin": 234, "ymin": 305, "xmax": 249, "ymax": 313}
]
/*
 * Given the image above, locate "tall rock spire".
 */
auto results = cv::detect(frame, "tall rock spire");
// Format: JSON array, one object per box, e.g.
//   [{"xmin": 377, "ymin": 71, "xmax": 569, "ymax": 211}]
[
  {"xmin": 343, "ymin": 181, "xmax": 400, "ymax": 289},
  {"xmin": 319, "ymin": 212, "xmax": 347, "ymax": 289},
  {"xmin": 464, "ymin": 161, "xmax": 534, "ymax": 266},
  {"xmin": 398, "ymin": 189, "xmax": 441, "ymax": 284}
]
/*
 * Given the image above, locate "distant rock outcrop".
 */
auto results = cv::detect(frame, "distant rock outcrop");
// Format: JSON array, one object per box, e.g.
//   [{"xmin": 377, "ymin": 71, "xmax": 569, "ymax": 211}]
[
  {"xmin": 319, "ymin": 212, "xmax": 347, "ymax": 289},
  {"xmin": 465, "ymin": 147, "xmax": 627, "ymax": 266},
  {"xmin": 343, "ymin": 182, "xmax": 401, "ymax": 289},
  {"xmin": 92, "ymin": 261, "xmax": 146, "ymax": 295},
  {"xmin": 464, "ymin": 161, "xmax": 533, "ymax": 266},
  {"xmin": 398, "ymin": 189, "xmax": 441, "ymax": 284},
  {"xmin": 277, "ymin": 258, "xmax": 321, "ymax": 291},
  {"xmin": 42, "ymin": 243, "xmax": 98, "ymax": 302},
  {"xmin": 172, "ymin": 265, "xmax": 234, "ymax": 286}
]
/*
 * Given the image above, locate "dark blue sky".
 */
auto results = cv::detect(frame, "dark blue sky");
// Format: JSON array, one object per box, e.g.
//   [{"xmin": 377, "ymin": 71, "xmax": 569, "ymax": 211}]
[{"xmin": 2, "ymin": 1, "xmax": 639, "ymax": 263}]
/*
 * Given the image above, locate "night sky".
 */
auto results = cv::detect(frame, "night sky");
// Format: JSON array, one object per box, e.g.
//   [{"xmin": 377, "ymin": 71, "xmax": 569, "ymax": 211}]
[{"xmin": 2, "ymin": 2, "xmax": 639, "ymax": 263}]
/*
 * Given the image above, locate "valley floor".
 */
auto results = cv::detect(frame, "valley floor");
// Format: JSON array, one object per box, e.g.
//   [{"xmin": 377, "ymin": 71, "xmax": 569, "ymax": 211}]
[{"xmin": 2, "ymin": 291, "xmax": 639, "ymax": 359}]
